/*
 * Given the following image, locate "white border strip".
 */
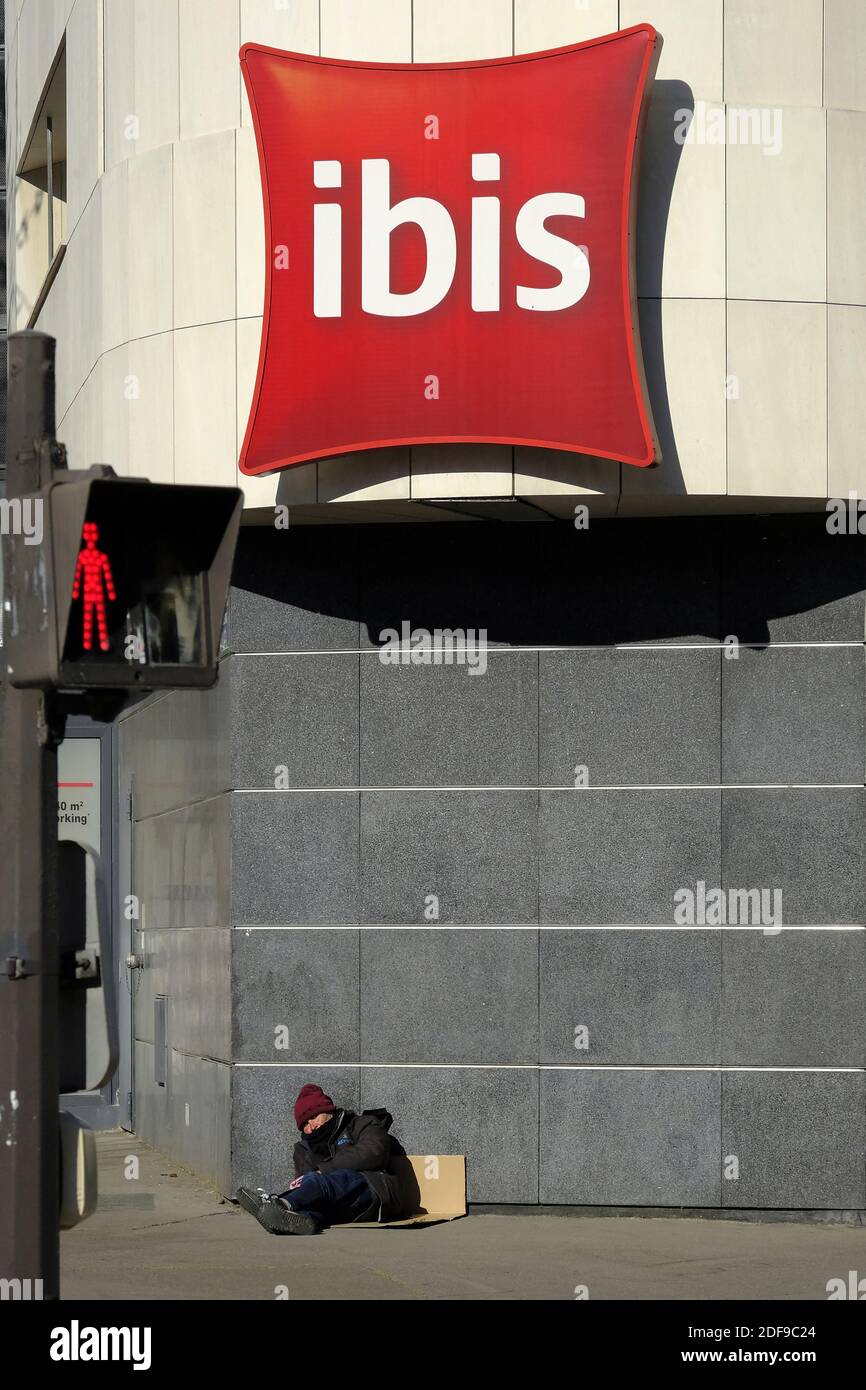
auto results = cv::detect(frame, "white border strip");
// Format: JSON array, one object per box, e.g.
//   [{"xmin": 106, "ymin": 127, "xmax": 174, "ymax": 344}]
[
  {"xmin": 233, "ymin": 1062, "xmax": 864, "ymax": 1073},
  {"xmin": 231, "ymin": 643, "xmax": 865, "ymax": 656},
  {"xmin": 233, "ymin": 784, "xmax": 865, "ymax": 792},
  {"xmin": 231, "ymin": 923, "xmax": 865, "ymax": 931}
]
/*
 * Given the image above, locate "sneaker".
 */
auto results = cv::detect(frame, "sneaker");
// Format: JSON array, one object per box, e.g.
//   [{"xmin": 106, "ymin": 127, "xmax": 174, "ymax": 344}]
[
  {"xmin": 254, "ymin": 1197, "xmax": 320, "ymax": 1237},
  {"xmin": 236, "ymin": 1186, "xmax": 269, "ymax": 1218}
]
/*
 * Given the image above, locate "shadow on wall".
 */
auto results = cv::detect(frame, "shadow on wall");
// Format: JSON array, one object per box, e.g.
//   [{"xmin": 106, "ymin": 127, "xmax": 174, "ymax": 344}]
[
  {"xmin": 227, "ymin": 516, "xmax": 866, "ymax": 652},
  {"xmin": 636, "ymin": 79, "xmax": 693, "ymax": 492}
]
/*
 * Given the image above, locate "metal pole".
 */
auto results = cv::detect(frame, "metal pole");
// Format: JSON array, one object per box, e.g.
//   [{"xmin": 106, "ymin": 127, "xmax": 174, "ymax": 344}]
[{"xmin": 0, "ymin": 332, "xmax": 64, "ymax": 1299}]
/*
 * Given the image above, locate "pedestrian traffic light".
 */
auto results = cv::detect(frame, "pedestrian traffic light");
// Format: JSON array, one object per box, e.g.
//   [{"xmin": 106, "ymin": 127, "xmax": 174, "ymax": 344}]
[{"xmin": 4, "ymin": 468, "xmax": 242, "ymax": 694}]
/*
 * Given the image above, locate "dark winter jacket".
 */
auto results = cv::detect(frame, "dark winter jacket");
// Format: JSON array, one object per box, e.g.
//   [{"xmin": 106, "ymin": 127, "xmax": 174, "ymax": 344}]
[{"xmin": 292, "ymin": 1108, "xmax": 419, "ymax": 1222}]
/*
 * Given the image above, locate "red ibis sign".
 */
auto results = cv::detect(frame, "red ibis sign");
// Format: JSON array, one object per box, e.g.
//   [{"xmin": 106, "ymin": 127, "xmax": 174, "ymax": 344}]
[{"xmin": 239, "ymin": 26, "xmax": 660, "ymax": 476}]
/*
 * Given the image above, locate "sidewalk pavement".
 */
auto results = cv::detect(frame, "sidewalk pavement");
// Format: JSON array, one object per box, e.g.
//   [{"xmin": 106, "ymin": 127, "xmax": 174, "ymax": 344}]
[{"xmin": 60, "ymin": 1131, "xmax": 866, "ymax": 1301}]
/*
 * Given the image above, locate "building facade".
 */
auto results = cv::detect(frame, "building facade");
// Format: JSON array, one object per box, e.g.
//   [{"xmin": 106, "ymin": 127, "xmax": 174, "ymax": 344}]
[{"xmin": 5, "ymin": 0, "xmax": 866, "ymax": 1210}]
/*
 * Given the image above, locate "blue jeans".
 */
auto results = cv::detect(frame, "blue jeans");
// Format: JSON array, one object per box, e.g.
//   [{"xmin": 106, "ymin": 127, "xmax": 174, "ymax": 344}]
[{"xmin": 275, "ymin": 1169, "xmax": 375, "ymax": 1226}]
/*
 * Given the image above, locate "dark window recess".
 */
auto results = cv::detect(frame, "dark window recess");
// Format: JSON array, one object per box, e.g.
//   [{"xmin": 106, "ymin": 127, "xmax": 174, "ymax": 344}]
[{"xmin": 154, "ymin": 996, "xmax": 168, "ymax": 1087}]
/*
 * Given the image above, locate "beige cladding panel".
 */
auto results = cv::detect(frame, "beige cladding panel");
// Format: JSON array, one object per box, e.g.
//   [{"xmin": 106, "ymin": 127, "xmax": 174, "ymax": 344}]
[{"xmin": 5, "ymin": 0, "xmax": 863, "ymax": 509}]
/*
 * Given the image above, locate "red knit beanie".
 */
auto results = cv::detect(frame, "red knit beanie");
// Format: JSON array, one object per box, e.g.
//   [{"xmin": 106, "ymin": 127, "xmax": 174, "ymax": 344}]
[{"xmin": 294, "ymin": 1083, "xmax": 336, "ymax": 1131}]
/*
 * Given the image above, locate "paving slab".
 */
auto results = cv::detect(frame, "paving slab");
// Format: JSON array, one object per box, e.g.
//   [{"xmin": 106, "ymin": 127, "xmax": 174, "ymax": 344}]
[{"xmin": 59, "ymin": 1132, "xmax": 866, "ymax": 1301}]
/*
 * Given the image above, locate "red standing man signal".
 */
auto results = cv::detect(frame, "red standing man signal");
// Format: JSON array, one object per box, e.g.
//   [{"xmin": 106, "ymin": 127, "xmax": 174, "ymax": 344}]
[{"xmin": 72, "ymin": 521, "xmax": 116, "ymax": 652}]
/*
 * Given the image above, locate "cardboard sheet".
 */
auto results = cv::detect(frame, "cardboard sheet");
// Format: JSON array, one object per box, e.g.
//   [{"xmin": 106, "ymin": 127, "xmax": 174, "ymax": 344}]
[{"xmin": 335, "ymin": 1154, "xmax": 466, "ymax": 1229}]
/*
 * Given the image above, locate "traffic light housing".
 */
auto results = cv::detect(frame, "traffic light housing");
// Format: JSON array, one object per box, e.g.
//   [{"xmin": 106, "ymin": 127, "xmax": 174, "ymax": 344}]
[{"xmin": 5, "ymin": 468, "xmax": 242, "ymax": 694}]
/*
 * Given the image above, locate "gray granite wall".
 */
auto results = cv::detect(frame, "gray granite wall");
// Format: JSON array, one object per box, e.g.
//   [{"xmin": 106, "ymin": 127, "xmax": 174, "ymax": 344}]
[
  {"xmin": 118, "ymin": 679, "xmax": 233, "ymax": 1194},
  {"xmin": 125, "ymin": 516, "xmax": 866, "ymax": 1209}
]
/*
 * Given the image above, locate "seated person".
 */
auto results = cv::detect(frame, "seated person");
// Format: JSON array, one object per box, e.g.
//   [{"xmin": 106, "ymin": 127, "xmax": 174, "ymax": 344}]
[{"xmin": 237, "ymin": 1084, "xmax": 416, "ymax": 1234}]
